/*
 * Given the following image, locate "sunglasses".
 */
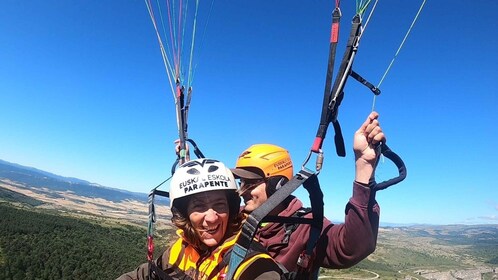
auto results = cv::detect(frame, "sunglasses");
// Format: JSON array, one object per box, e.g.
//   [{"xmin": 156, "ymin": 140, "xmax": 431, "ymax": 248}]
[{"xmin": 238, "ymin": 179, "xmax": 266, "ymax": 195}]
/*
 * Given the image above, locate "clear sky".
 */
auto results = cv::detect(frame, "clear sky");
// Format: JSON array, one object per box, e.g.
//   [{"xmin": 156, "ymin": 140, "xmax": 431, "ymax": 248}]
[{"xmin": 1, "ymin": 0, "xmax": 497, "ymax": 225}]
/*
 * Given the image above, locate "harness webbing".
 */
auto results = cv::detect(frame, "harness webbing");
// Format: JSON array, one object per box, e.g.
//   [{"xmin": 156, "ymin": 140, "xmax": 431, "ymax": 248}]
[
  {"xmin": 171, "ymin": 138, "xmax": 206, "ymax": 175},
  {"xmin": 147, "ymin": 183, "xmax": 170, "ymax": 263},
  {"xmin": 226, "ymin": 169, "xmax": 323, "ymax": 280},
  {"xmin": 317, "ymin": 14, "xmax": 364, "ymax": 158},
  {"xmin": 307, "ymin": 4, "xmax": 407, "ymax": 191},
  {"xmin": 350, "ymin": 70, "xmax": 380, "ymax": 95},
  {"xmin": 175, "ymin": 81, "xmax": 188, "ymax": 166},
  {"xmin": 369, "ymin": 144, "xmax": 407, "ymax": 192},
  {"xmin": 314, "ymin": 6, "xmax": 342, "ymax": 154},
  {"xmin": 148, "ymin": 260, "xmax": 195, "ymax": 280},
  {"xmin": 207, "ymin": 241, "xmax": 270, "ymax": 280},
  {"xmin": 273, "ymin": 208, "xmax": 311, "ymax": 246},
  {"xmin": 324, "ymin": 10, "xmax": 407, "ymax": 191}
]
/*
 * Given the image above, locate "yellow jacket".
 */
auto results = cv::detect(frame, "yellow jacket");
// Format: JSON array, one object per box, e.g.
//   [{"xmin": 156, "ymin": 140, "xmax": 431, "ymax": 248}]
[{"xmin": 117, "ymin": 229, "xmax": 282, "ymax": 280}]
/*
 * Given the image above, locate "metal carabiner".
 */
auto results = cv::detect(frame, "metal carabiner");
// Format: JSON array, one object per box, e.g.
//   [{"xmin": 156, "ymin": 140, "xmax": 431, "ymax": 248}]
[{"xmin": 301, "ymin": 149, "xmax": 324, "ymax": 175}]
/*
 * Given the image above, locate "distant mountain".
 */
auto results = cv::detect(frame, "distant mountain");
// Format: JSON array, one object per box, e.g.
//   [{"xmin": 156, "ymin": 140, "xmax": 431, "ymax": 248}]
[
  {"xmin": 0, "ymin": 159, "xmax": 96, "ymax": 185},
  {"xmin": 0, "ymin": 159, "xmax": 163, "ymax": 203}
]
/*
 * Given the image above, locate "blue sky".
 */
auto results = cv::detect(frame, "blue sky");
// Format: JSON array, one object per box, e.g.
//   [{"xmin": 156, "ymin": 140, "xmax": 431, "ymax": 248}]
[{"xmin": 1, "ymin": 0, "xmax": 497, "ymax": 225}]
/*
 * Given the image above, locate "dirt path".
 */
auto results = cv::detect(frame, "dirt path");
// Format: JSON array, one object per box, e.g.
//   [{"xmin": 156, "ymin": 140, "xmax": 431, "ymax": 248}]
[{"xmin": 318, "ymin": 269, "xmax": 379, "ymax": 279}]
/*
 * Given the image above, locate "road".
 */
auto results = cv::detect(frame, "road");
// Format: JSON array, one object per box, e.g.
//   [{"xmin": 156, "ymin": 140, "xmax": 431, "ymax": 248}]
[{"xmin": 318, "ymin": 269, "xmax": 379, "ymax": 279}]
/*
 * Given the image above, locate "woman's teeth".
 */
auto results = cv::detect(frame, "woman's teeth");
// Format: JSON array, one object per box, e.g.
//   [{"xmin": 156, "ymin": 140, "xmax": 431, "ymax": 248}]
[{"xmin": 205, "ymin": 225, "xmax": 219, "ymax": 234}]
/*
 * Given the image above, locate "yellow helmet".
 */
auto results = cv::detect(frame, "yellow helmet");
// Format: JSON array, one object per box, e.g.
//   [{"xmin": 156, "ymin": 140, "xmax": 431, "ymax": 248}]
[{"xmin": 231, "ymin": 144, "xmax": 293, "ymax": 181}]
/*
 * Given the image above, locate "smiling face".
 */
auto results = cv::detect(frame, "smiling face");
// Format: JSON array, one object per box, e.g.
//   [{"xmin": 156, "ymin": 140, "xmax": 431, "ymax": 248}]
[
  {"xmin": 187, "ymin": 190, "xmax": 229, "ymax": 248},
  {"xmin": 239, "ymin": 179, "xmax": 268, "ymax": 213}
]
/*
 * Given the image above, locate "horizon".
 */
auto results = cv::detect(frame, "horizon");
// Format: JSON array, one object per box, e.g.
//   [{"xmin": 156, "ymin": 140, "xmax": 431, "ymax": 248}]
[
  {"xmin": 1, "ymin": 0, "xmax": 497, "ymax": 225},
  {"xmin": 2, "ymin": 157, "xmax": 497, "ymax": 228}
]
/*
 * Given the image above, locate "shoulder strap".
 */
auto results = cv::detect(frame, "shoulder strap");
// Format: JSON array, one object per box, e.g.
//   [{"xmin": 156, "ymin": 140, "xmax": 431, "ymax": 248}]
[
  {"xmin": 148, "ymin": 260, "xmax": 194, "ymax": 280},
  {"xmin": 208, "ymin": 241, "xmax": 278, "ymax": 280}
]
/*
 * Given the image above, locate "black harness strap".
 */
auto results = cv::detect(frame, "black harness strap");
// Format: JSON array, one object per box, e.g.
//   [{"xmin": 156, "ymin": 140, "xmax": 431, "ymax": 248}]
[
  {"xmin": 262, "ymin": 212, "xmax": 316, "ymax": 255},
  {"xmin": 324, "ymin": 14, "xmax": 363, "ymax": 158},
  {"xmin": 148, "ymin": 260, "xmax": 195, "ymax": 280},
  {"xmin": 147, "ymin": 188, "xmax": 170, "ymax": 262},
  {"xmin": 175, "ymin": 81, "xmax": 188, "ymax": 165},
  {"xmin": 281, "ymin": 208, "xmax": 312, "ymax": 245},
  {"xmin": 313, "ymin": 13, "xmax": 378, "ymax": 160},
  {"xmin": 296, "ymin": 174, "xmax": 323, "ymax": 279},
  {"xmin": 369, "ymin": 144, "xmax": 407, "ymax": 191},
  {"xmin": 314, "ymin": 6, "xmax": 342, "ymax": 154},
  {"xmin": 350, "ymin": 70, "xmax": 380, "ymax": 95},
  {"xmin": 312, "ymin": 14, "xmax": 361, "ymax": 158},
  {"xmin": 171, "ymin": 82, "xmax": 205, "ymax": 175},
  {"xmin": 309, "ymin": 10, "xmax": 407, "ymax": 191},
  {"xmin": 171, "ymin": 138, "xmax": 206, "ymax": 175}
]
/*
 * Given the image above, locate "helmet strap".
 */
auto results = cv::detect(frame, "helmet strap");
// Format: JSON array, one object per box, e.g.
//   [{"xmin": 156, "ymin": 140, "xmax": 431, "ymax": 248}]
[{"xmin": 266, "ymin": 176, "xmax": 289, "ymax": 197}]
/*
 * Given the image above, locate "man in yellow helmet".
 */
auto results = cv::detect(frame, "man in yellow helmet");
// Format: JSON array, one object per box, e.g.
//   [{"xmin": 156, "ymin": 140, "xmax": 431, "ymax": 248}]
[{"xmin": 230, "ymin": 111, "xmax": 384, "ymax": 274}]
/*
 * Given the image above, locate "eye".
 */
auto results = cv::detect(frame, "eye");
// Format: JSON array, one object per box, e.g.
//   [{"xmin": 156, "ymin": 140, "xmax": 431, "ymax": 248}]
[
  {"xmin": 189, "ymin": 203, "xmax": 208, "ymax": 213},
  {"xmin": 213, "ymin": 202, "xmax": 228, "ymax": 213}
]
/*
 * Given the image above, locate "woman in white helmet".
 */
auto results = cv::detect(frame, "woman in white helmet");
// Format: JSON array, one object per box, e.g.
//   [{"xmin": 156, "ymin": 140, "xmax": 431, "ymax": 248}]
[{"xmin": 117, "ymin": 158, "xmax": 282, "ymax": 280}]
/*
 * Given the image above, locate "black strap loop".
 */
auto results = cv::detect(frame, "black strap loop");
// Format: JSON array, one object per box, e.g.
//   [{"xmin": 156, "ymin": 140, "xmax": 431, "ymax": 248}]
[
  {"xmin": 350, "ymin": 70, "xmax": 381, "ymax": 95},
  {"xmin": 370, "ymin": 144, "xmax": 407, "ymax": 191},
  {"xmin": 171, "ymin": 138, "xmax": 206, "ymax": 175}
]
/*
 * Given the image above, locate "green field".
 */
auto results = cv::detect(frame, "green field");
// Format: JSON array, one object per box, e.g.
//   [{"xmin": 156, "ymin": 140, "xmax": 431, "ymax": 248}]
[
  {"xmin": 0, "ymin": 203, "xmax": 160, "ymax": 279},
  {"xmin": 1, "ymin": 199, "xmax": 497, "ymax": 279}
]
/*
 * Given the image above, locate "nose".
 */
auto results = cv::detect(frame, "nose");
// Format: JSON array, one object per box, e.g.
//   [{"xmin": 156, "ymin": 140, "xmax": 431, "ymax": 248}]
[{"xmin": 204, "ymin": 208, "xmax": 218, "ymax": 223}]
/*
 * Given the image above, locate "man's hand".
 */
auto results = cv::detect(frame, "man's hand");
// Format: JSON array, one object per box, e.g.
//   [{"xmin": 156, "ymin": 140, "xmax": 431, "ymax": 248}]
[
  {"xmin": 174, "ymin": 139, "xmax": 190, "ymax": 162},
  {"xmin": 353, "ymin": 111, "xmax": 385, "ymax": 184}
]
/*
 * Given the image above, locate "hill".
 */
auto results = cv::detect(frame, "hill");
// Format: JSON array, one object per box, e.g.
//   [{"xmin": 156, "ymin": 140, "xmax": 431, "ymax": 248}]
[
  {"xmin": 0, "ymin": 159, "xmax": 171, "ymax": 227},
  {"xmin": 321, "ymin": 225, "xmax": 498, "ymax": 279},
  {"xmin": 0, "ymin": 159, "xmax": 149, "ymax": 202},
  {"xmin": 1, "ymin": 159, "xmax": 497, "ymax": 279},
  {"xmin": 0, "ymin": 159, "xmax": 175, "ymax": 279}
]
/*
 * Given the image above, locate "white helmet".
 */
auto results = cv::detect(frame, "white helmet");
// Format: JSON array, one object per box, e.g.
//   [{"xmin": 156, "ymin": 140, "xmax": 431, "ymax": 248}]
[{"xmin": 169, "ymin": 158, "xmax": 238, "ymax": 208}]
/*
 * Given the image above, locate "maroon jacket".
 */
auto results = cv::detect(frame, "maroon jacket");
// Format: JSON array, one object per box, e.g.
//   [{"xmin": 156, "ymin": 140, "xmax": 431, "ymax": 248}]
[{"xmin": 254, "ymin": 181, "xmax": 380, "ymax": 272}]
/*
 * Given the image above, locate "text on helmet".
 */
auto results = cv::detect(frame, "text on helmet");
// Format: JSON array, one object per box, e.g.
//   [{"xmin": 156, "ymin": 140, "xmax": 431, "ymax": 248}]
[
  {"xmin": 273, "ymin": 159, "xmax": 292, "ymax": 170},
  {"xmin": 179, "ymin": 175, "xmax": 232, "ymax": 194}
]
